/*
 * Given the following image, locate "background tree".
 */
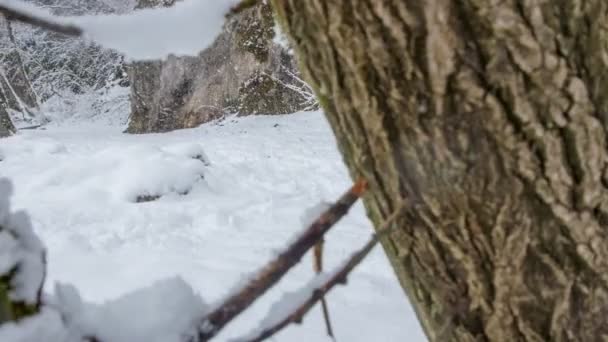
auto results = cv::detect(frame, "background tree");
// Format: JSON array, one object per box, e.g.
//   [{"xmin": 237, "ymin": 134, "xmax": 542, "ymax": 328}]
[
  {"xmin": 0, "ymin": 104, "xmax": 16, "ymax": 138},
  {"xmin": 0, "ymin": 17, "xmax": 38, "ymax": 135},
  {"xmin": 272, "ymin": 1, "xmax": 608, "ymax": 341}
]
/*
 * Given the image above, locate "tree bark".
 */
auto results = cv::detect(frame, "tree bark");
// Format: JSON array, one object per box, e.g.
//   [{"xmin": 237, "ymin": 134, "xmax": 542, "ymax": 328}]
[
  {"xmin": 272, "ymin": 1, "xmax": 608, "ymax": 341},
  {"xmin": 0, "ymin": 105, "xmax": 15, "ymax": 138}
]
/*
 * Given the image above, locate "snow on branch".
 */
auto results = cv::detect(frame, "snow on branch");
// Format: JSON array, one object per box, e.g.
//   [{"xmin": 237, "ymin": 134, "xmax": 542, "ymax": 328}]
[
  {"xmin": 0, "ymin": 178, "xmax": 46, "ymax": 323},
  {"xmin": 0, "ymin": 2, "xmax": 82, "ymax": 36},
  {"xmin": 196, "ymin": 179, "xmax": 368, "ymax": 341},
  {"xmin": 235, "ymin": 204, "xmax": 406, "ymax": 342},
  {"xmin": 0, "ymin": 0, "xmax": 241, "ymax": 60}
]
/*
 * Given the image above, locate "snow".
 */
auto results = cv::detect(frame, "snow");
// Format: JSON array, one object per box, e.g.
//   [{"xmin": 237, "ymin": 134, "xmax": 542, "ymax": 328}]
[
  {"xmin": 0, "ymin": 137, "xmax": 207, "ymax": 202},
  {"xmin": 0, "ymin": 110, "xmax": 427, "ymax": 341},
  {"xmin": 0, "ymin": 178, "xmax": 46, "ymax": 304},
  {"xmin": 300, "ymin": 202, "xmax": 332, "ymax": 229},
  {"xmin": 0, "ymin": 0, "xmax": 241, "ymax": 60},
  {"xmin": 0, "ymin": 308, "xmax": 70, "ymax": 342},
  {"xmin": 52, "ymin": 278, "xmax": 206, "ymax": 342}
]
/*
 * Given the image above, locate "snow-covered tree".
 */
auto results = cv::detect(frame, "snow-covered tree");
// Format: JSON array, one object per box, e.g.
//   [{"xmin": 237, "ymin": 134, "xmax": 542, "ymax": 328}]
[
  {"xmin": 0, "ymin": 0, "xmax": 129, "ymax": 128},
  {"xmin": 0, "ymin": 17, "xmax": 39, "ymax": 133}
]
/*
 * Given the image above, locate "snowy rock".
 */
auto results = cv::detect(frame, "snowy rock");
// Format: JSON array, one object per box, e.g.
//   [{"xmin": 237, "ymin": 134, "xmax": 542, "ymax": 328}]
[
  {"xmin": 126, "ymin": 1, "xmax": 312, "ymax": 133},
  {"xmin": 53, "ymin": 277, "xmax": 207, "ymax": 342}
]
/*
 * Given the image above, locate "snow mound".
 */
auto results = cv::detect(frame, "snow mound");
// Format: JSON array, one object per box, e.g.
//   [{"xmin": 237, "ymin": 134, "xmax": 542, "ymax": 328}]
[
  {"xmin": 36, "ymin": 144, "xmax": 208, "ymax": 202},
  {"xmin": 0, "ymin": 276, "xmax": 208, "ymax": 342},
  {"xmin": 163, "ymin": 143, "xmax": 211, "ymax": 166},
  {"xmin": 0, "ymin": 179, "xmax": 210, "ymax": 342},
  {"xmin": 54, "ymin": 277, "xmax": 207, "ymax": 342},
  {"xmin": 0, "ymin": 140, "xmax": 210, "ymax": 203}
]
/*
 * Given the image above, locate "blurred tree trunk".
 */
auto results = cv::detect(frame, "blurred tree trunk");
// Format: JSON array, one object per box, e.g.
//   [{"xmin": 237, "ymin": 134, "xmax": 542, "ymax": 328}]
[
  {"xmin": 272, "ymin": 0, "xmax": 608, "ymax": 341},
  {"xmin": 0, "ymin": 18, "xmax": 39, "ymax": 135},
  {"xmin": 3, "ymin": 20, "xmax": 38, "ymax": 111},
  {"xmin": 0, "ymin": 105, "xmax": 15, "ymax": 138}
]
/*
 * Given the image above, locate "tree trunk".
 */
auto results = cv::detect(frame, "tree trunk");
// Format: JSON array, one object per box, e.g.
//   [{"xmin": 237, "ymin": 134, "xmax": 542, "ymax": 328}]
[
  {"xmin": 272, "ymin": 1, "xmax": 608, "ymax": 341},
  {"xmin": 3, "ymin": 20, "xmax": 39, "ymax": 112},
  {"xmin": 0, "ymin": 105, "xmax": 15, "ymax": 138},
  {"xmin": 0, "ymin": 17, "xmax": 39, "ymax": 134}
]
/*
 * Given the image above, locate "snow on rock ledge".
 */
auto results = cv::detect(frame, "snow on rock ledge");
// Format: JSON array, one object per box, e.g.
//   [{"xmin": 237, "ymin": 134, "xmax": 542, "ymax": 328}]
[{"xmin": 53, "ymin": 277, "xmax": 208, "ymax": 342}]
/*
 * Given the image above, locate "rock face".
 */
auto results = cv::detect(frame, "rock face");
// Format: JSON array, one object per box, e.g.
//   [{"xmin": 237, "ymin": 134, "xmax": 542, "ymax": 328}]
[{"xmin": 126, "ymin": 2, "xmax": 312, "ymax": 133}]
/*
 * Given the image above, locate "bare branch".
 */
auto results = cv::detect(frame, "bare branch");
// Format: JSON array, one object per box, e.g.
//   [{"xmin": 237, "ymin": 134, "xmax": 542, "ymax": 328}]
[
  {"xmin": 237, "ymin": 204, "xmax": 406, "ymax": 342},
  {"xmin": 0, "ymin": 4, "xmax": 82, "ymax": 37},
  {"xmin": 197, "ymin": 179, "xmax": 368, "ymax": 341},
  {"xmin": 313, "ymin": 239, "xmax": 334, "ymax": 338}
]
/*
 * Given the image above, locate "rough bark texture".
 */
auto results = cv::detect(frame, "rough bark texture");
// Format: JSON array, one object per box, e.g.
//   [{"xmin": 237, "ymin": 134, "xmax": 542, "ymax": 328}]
[
  {"xmin": 126, "ymin": 1, "xmax": 308, "ymax": 134},
  {"xmin": 272, "ymin": 0, "xmax": 608, "ymax": 341}
]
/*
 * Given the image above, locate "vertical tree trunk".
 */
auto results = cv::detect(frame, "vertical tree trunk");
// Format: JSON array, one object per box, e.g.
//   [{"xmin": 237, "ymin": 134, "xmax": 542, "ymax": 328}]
[
  {"xmin": 0, "ymin": 17, "xmax": 39, "ymax": 134},
  {"xmin": 3, "ymin": 20, "xmax": 39, "ymax": 111},
  {"xmin": 272, "ymin": 1, "xmax": 608, "ymax": 341},
  {"xmin": 0, "ymin": 105, "xmax": 15, "ymax": 138}
]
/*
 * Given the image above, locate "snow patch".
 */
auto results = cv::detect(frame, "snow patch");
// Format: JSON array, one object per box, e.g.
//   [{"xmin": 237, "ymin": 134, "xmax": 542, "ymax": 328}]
[
  {"xmin": 0, "ymin": 111, "xmax": 427, "ymax": 341},
  {"xmin": 24, "ymin": 144, "xmax": 208, "ymax": 202},
  {"xmin": 0, "ymin": 308, "xmax": 70, "ymax": 342},
  {"xmin": 53, "ymin": 277, "xmax": 207, "ymax": 342}
]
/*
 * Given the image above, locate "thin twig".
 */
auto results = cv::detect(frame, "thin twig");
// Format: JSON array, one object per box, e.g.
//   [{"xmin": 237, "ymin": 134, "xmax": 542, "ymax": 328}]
[
  {"xmin": 313, "ymin": 239, "xmax": 335, "ymax": 338},
  {"xmin": 196, "ymin": 179, "xmax": 368, "ymax": 341},
  {"xmin": 0, "ymin": 4, "xmax": 82, "ymax": 36},
  {"xmin": 238, "ymin": 203, "xmax": 406, "ymax": 342}
]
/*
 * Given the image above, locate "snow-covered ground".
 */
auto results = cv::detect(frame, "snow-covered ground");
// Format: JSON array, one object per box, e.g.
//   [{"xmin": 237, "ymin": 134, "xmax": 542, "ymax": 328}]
[{"xmin": 0, "ymin": 110, "xmax": 426, "ymax": 341}]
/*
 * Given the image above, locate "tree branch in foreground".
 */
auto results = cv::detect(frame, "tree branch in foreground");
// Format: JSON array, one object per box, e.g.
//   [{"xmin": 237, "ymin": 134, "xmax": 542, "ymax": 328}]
[
  {"xmin": 313, "ymin": 239, "xmax": 334, "ymax": 338},
  {"xmin": 197, "ymin": 179, "xmax": 368, "ymax": 341},
  {"xmin": 0, "ymin": 3, "xmax": 82, "ymax": 36},
  {"xmin": 237, "ymin": 203, "xmax": 406, "ymax": 342}
]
